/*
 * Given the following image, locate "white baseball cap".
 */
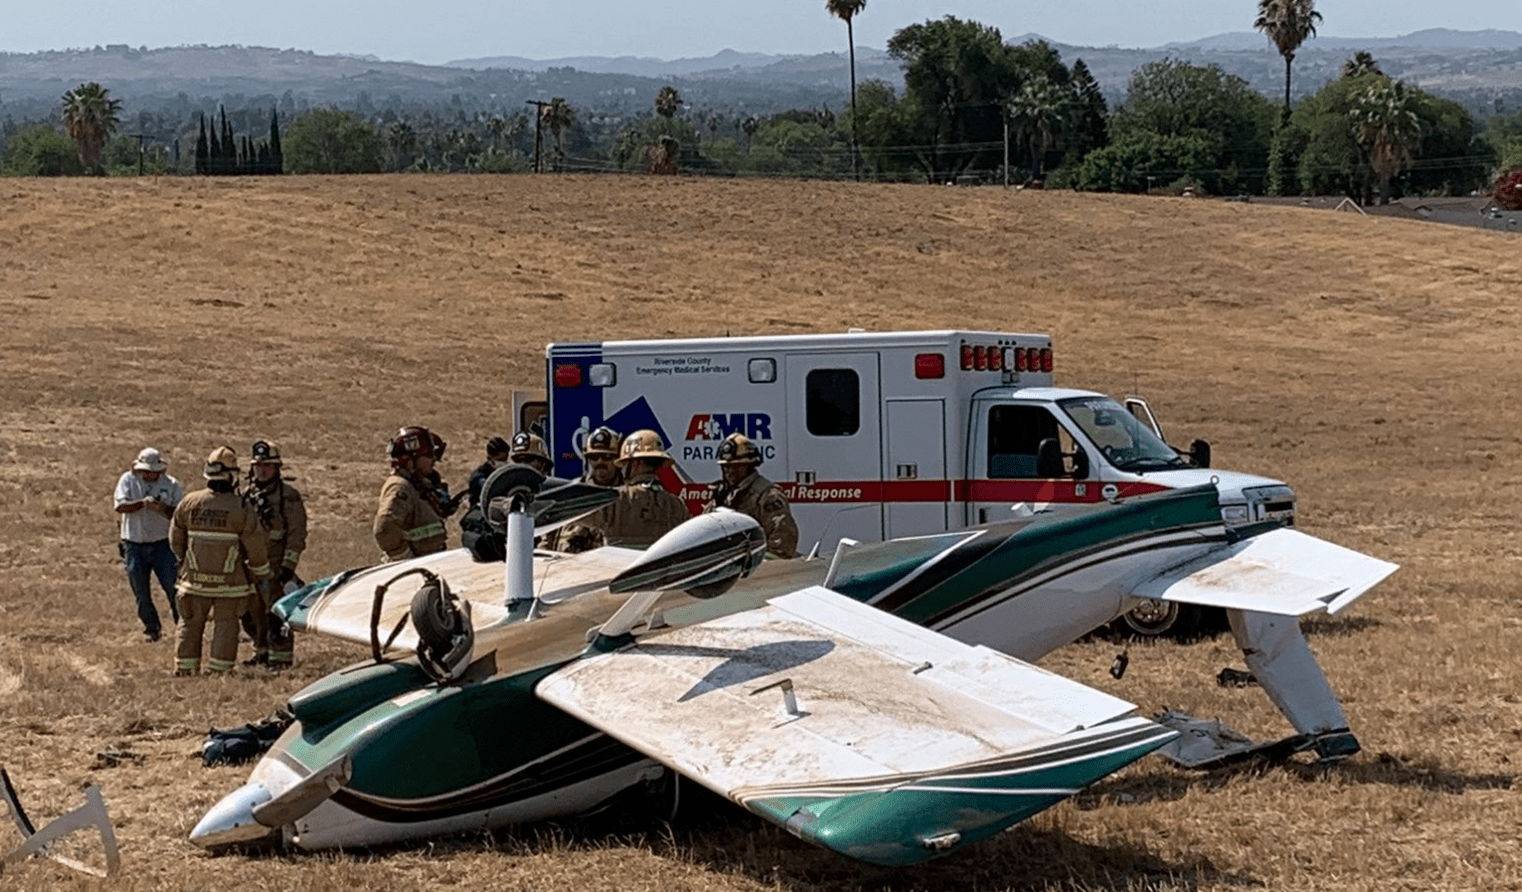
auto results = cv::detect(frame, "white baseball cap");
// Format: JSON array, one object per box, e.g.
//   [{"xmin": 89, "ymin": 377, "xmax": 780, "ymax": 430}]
[{"xmin": 133, "ymin": 447, "xmax": 168, "ymax": 472}]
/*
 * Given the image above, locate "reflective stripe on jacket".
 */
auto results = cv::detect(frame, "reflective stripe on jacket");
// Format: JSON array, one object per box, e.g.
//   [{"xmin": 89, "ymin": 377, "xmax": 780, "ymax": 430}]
[
  {"xmin": 170, "ymin": 489, "xmax": 270, "ymax": 598},
  {"xmin": 373, "ymin": 471, "xmax": 448, "ymax": 560}
]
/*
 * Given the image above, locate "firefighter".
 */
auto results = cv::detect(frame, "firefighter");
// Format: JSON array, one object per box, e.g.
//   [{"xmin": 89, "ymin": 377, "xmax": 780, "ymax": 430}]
[
  {"xmin": 579, "ymin": 425, "xmax": 623, "ymax": 487},
  {"xmin": 466, "ymin": 436, "xmax": 512, "ymax": 510},
  {"xmin": 543, "ymin": 426, "xmax": 624, "ymax": 552},
  {"xmin": 170, "ymin": 446, "xmax": 270, "ymax": 676},
  {"xmin": 374, "ymin": 426, "xmax": 450, "ymax": 560},
  {"xmin": 507, "ymin": 431, "xmax": 554, "ymax": 475},
  {"xmin": 242, "ymin": 439, "xmax": 307, "ymax": 669},
  {"xmin": 706, "ymin": 432, "xmax": 799, "ymax": 558},
  {"xmin": 561, "ymin": 430, "xmax": 689, "ymax": 549}
]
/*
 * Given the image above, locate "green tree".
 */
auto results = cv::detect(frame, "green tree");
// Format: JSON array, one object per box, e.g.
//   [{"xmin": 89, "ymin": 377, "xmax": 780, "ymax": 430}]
[
  {"xmin": 195, "ymin": 114, "xmax": 209, "ymax": 174},
  {"xmin": 826, "ymin": 0, "xmax": 867, "ymax": 178},
  {"xmin": 1352, "ymin": 79, "xmax": 1421, "ymax": 204},
  {"xmin": 1255, "ymin": 0, "xmax": 1322, "ymax": 119},
  {"xmin": 387, "ymin": 121, "xmax": 417, "ymax": 171},
  {"xmin": 268, "ymin": 107, "xmax": 284, "ymax": 174},
  {"xmin": 1073, "ymin": 131, "xmax": 1219, "ymax": 193},
  {"xmin": 283, "ymin": 108, "xmax": 385, "ymax": 173},
  {"xmin": 1007, "ymin": 75, "xmax": 1068, "ymax": 180},
  {"xmin": 1066, "ymin": 58, "xmax": 1109, "ymax": 162},
  {"xmin": 1341, "ymin": 51, "xmax": 1382, "ymax": 79},
  {"xmin": 1, "ymin": 125, "xmax": 82, "ymax": 176},
  {"xmin": 654, "ymin": 86, "xmax": 680, "ymax": 120},
  {"xmin": 60, "ymin": 81, "xmax": 122, "ymax": 174},
  {"xmin": 1103, "ymin": 58, "xmax": 1277, "ymax": 194},
  {"xmin": 541, "ymin": 98, "xmax": 574, "ymax": 170},
  {"xmin": 888, "ymin": 16, "xmax": 1020, "ymax": 180}
]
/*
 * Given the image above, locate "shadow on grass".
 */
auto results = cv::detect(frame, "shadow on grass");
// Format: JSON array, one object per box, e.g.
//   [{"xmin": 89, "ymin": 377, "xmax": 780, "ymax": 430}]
[
  {"xmin": 1301, "ymin": 614, "xmax": 1383, "ymax": 638},
  {"xmin": 238, "ymin": 780, "xmax": 1258, "ymax": 891},
  {"xmin": 1075, "ymin": 748, "xmax": 1513, "ymax": 811}
]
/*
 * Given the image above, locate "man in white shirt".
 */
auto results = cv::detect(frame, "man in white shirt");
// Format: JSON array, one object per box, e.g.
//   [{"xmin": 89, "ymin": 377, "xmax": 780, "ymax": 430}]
[{"xmin": 113, "ymin": 447, "xmax": 185, "ymax": 641}]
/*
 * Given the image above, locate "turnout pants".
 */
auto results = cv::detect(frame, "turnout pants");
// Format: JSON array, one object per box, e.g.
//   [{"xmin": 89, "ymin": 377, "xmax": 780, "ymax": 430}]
[
  {"xmin": 248, "ymin": 578, "xmax": 297, "ymax": 667},
  {"xmin": 176, "ymin": 593, "xmax": 245, "ymax": 674}
]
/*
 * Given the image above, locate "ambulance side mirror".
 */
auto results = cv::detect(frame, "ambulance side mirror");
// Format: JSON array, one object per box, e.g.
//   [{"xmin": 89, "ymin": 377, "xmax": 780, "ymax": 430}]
[{"xmin": 1037, "ymin": 439, "xmax": 1088, "ymax": 480}]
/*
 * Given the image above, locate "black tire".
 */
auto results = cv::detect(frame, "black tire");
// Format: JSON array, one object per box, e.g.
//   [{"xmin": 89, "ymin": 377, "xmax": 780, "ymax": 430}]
[
  {"xmin": 1114, "ymin": 599, "xmax": 1201, "ymax": 640},
  {"xmin": 410, "ymin": 580, "xmax": 459, "ymax": 647}
]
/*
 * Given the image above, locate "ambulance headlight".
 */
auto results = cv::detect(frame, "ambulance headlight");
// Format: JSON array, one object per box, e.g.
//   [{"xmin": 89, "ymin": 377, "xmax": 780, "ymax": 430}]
[{"xmin": 1220, "ymin": 504, "xmax": 1250, "ymax": 525}]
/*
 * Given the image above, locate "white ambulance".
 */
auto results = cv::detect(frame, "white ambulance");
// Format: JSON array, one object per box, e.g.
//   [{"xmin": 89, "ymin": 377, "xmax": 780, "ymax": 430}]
[{"xmin": 523, "ymin": 330, "xmax": 1297, "ymax": 635}]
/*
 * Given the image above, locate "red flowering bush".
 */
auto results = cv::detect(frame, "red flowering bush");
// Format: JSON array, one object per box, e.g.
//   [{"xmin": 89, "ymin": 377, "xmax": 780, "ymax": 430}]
[{"xmin": 1496, "ymin": 168, "xmax": 1522, "ymax": 211}]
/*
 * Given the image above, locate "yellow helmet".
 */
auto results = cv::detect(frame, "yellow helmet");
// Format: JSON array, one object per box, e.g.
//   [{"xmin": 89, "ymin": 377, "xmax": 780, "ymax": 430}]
[
  {"xmin": 717, "ymin": 432, "xmax": 763, "ymax": 466},
  {"xmin": 204, "ymin": 445, "xmax": 239, "ymax": 481},
  {"xmin": 510, "ymin": 431, "xmax": 553, "ymax": 473},
  {"xmin": 584, "ymin": 425, "xmax": 621, "ymax": 459},
  {"xmin": 250, "ymin": 439, "xmax": 282, "ymax": 466},
  {"xmin": 616, "ymin": 429, "xmax": 673, "ymax": 468}
]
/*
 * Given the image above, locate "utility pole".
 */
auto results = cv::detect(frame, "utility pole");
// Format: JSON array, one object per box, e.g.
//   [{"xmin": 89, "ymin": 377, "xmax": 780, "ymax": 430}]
[
  {"xmin": 128, "ymin": 133, "xmax": 146, "ymax": 175},
  {"xmin": 525, "ymin": 99, "xmax": 549, "ymax": 173},
  {"xmin": 1002, "ymin": 111, "xmax": 1010, "ymax": 189}
]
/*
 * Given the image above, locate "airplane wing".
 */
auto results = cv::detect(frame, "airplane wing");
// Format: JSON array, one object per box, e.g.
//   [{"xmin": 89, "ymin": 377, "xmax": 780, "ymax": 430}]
[
  {"xmin": 1130, "ymin": 527, "xmax": 1398, "ymax": 616},
  {"xmin": 535, "ymin": 585, "xmax": 1176, "ymax": 867},
  {"xmin": 276, "ymin": 546, "xmax": 647, "ymax": 650}
]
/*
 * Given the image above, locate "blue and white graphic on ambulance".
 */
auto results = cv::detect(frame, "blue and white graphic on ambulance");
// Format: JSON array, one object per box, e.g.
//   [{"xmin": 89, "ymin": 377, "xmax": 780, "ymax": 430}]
[{"xmin": 683, "ymin": 413, "xmax": 773, "ymax": 441}]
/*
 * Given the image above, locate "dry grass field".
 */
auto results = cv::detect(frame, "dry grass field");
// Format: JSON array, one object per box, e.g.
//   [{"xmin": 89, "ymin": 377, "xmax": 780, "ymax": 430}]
[{"xmin": 1, "ymin": 173, "xmax": 1520, "ymax": 891}]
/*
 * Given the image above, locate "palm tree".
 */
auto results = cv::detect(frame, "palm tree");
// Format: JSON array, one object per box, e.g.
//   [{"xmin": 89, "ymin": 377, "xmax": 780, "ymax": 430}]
[
  {"xmin": 387, "ymin": 121, "xmax": 417, "ymax": 171},
  {"xmin": 540, "ymin": 97, "xmax": 574, "ymax": 171},
  {"xmin": 1254, "ymin": 0, "xmax": 1322, "ymax": 119},
  {"xmin": 654, "ymin": 86, "xmax": 681, "ymax": 120},
  {"xmin": 826, "ymin": 0, "xmax": 867, "ymax": 179},
  {"xmin": 1341, "ymin": 51, "xmax": 1383, "ymax": 79},
  {"xmin": 60, "ymin": 82, "xmax": 122, "ymax": 174},
  {"xmin": 1007, "ymin": 76, "xmax": 1069, "ymax": 181},
  {"xmin": 1352, "ymin": 79, "xmax": 1421, "ymax": 205}
]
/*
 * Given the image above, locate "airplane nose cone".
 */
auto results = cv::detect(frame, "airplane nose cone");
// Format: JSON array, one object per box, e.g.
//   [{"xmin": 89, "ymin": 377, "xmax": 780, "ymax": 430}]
[{"xmin": 189, "ymin": 781, "xmax": 278, "ymax": 849}]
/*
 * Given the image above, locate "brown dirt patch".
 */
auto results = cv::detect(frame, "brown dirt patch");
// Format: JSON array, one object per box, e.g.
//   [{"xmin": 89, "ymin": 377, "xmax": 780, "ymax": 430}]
[{"xmin": 1, "ymin": 174, "xmax": 1519, "ymax": 891}]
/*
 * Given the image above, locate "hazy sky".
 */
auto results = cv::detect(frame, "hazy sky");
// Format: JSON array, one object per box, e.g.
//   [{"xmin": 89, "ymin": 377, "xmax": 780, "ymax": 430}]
[{"xmin": 6, "ymin": 1, "xmax": 1520, "ymax": 64}]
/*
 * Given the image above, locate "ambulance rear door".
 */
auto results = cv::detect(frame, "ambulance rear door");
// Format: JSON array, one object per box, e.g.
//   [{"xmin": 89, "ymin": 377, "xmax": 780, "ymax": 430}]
[
  {"xmin": 784, "ymin": 352, "xmax": 883, "ymax": 554},
  {"xmin": 885, "ymin": 398, "xmax": 948, "ymax": 538}
]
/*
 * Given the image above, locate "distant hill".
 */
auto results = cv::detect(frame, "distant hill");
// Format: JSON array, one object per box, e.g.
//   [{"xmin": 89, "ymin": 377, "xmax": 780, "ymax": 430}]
[
  {"xmin": 1172, "ymin": 28, "xmax": 1522, "ymax": 52},
  {"xmin": 2, "ymin": 30, "xmax": 1519, "ymax": 123}
]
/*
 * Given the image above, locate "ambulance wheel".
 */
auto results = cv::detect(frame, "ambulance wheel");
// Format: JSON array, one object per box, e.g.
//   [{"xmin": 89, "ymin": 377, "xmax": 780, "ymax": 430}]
[{"xmin": 1115, "ymin": 599, "xmax": 1196, "ymax": 640}]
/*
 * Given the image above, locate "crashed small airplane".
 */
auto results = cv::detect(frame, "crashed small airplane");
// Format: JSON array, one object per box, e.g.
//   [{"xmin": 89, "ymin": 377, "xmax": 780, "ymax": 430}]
[{"xmin": 192, "ymin": 472, "xmax": 1394, "ymax": 867}]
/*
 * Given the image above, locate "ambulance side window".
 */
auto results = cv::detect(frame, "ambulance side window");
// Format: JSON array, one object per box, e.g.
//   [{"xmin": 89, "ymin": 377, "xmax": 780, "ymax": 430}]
[
  {"xmin": 986, "ymin": 405, "xmax": 1067, "ymax": 478},
  {"xmin": 805, "ymin": 369, "xmax": 860, "ymax": 436}
]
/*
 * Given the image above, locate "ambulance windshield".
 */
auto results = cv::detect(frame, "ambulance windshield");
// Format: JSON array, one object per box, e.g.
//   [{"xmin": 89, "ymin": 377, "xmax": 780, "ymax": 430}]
[{"xmin": 1058, "ymin": 397, "xmax": 1188, "ymax": 472}]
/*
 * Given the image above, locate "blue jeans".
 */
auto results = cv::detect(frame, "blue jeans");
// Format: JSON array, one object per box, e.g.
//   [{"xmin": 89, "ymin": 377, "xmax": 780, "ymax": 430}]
[{"xmin": 123, "ymin": 539, "xmax": 179, "ymax": 636}]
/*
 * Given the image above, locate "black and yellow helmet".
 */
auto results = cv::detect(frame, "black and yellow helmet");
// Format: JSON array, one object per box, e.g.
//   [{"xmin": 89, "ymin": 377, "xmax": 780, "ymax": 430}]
[
  {"xmin": 717, "ymin": 432, "xmax": 762, "ymax": 466},
  {"xmin": 584, "ymin": 426, "xmax": 622, "ymax": 459},
  {"xmin": 250, "ymin": 439, "xmax": 282, "ymax": 466}
]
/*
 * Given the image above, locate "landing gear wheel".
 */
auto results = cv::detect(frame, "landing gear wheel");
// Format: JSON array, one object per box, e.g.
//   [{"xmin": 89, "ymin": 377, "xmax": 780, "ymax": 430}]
[{"xmin": 1118, "ymin": 598, "xmax": 1186, "ymax": 638}]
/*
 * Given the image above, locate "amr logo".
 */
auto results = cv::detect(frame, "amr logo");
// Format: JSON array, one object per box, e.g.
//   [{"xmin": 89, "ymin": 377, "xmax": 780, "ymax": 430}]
[{"xmin": 684, "ymin": 413, "xmax": 773, "ymax": 441}]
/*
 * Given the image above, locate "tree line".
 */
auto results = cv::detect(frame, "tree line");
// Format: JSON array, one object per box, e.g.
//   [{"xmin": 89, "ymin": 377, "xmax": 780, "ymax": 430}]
[{"xmin": 4, "ymin": 3, "xmax": 1521, "ymax": 205}]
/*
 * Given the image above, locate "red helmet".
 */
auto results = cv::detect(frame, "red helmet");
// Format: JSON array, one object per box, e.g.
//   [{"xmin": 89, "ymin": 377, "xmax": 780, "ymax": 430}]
[{"xmin": 388, "ymin": 426, "xmax": 446, "ymax": 467}]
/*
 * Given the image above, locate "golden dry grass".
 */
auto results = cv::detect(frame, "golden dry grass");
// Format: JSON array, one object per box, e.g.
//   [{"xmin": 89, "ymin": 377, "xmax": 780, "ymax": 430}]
[{"xmin": 1, "ymin": 174, "xmax": 1520, "ymax": 891}]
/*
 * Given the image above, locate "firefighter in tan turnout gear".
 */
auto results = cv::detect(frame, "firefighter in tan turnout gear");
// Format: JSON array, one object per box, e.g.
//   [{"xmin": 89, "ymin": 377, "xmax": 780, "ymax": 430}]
[
  {"xmin": 706, "ymin": 432, "xmax": 799, "ymax": 558},
  {"xmin": 544, "ymin": 425, "xmax": 623, "ymax": 553},
  {"xmin": 374, "ymin": 426, "xmax": 450, "ymax": 561},
  {"xmin": 561, "ymin": 429, "xmax": 689, "ymax": 549},
  {"xmin": 507, "ymin": 431, "xmax": 554, "ymax": 475},
  {"xmin": 243, "ymin": 439, "xmax": 307, "ymax": 669},
  {"xmin": 170, "ymin": 446, "xmax": 271, "ymax": 675}
]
